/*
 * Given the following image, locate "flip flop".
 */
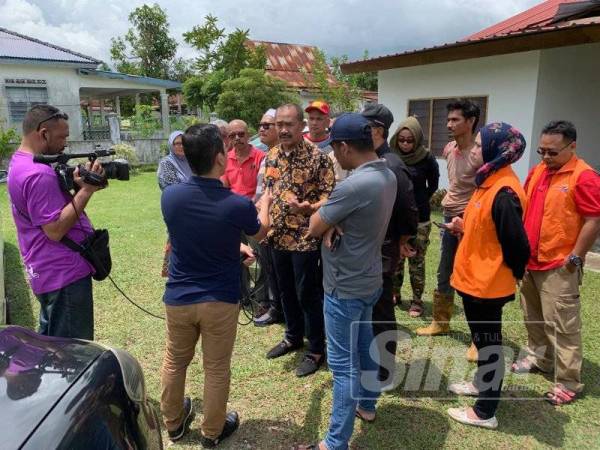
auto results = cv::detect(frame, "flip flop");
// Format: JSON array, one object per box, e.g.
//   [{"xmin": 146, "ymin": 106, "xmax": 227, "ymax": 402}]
[
  {"xmin": 355, "ymin": 408, "xmax": 376, "ymax": 423},
  {"xmin": 408, "ymin": 301, "xmax": 424, "ymax": 318},
  {"xmin": 510, "ymin": 358, "xmax": 541, "ymax": 374},
  {"xmin": 544, "ymin": 385, "xmax": 577, "ymax": 406},
  {"xmin": 291, "ymin": 443, "xmax": 321, "ymax": 450}
]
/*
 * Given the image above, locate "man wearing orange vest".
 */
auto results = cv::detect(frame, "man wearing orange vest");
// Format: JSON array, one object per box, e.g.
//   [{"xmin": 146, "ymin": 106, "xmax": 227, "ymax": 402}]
[
  {"xmin": 446, "ymin": 122, "xmax": 530, "ymax": 429},
  {"xmin": 511, "ymin": 121, "xmax": 600, "ymax": 406}
]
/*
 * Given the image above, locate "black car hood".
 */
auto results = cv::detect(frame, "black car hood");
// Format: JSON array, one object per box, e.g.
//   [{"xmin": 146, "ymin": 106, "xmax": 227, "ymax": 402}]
[{"xmin": 0, "ymin": 326, "xmax": 105, "ymax": 448}]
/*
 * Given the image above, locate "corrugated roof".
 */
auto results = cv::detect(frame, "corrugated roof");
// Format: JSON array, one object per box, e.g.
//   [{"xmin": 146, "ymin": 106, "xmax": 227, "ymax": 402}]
[
  {"xmin": 465, "ymin": 0, "xmax": 582, "ymax": 40},
  {"xmin": 0, "ymin": 27, "xmax": 100, "ymax": 66},
  {"xmin": 341, "ymin": 0, "xmax": 600, "ymax": 73},
  {"xmin": 246, "ymin": 40, "xmax": 336, "ymax": 89},
  {"xmin": 79, "ymin": 69, "xmax": 182, "ymax": 89}
]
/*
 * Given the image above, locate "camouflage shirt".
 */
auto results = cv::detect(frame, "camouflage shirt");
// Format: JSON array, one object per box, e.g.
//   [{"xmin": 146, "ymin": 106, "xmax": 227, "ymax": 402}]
[{"xmin": 263, "ymin": 140, "xmax": 335, "ymax": 252}]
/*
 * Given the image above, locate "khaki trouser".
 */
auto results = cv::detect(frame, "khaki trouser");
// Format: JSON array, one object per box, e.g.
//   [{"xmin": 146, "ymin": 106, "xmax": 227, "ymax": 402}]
[
  {"xmin": 520, "ymin": 266, "xmax": 584, "ymax": 392},
  {"xmin": 160, "ymin": 302, "xmax": 239, "ymax": 438}
]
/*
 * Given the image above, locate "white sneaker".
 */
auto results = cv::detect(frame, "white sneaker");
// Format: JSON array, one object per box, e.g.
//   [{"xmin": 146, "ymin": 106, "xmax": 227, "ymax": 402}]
[
  {"xmin": 447, "ymin": 407, "xmax": 498, "ymax": 429},
  {"xmin": 448, "ymin": 381, "xmax": 479, "ymax": 396}
]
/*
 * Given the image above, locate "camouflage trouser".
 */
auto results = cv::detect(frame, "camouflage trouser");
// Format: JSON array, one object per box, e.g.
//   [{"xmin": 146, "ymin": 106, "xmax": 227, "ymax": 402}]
[{"xmin": 394, "ymin": 221, "xmax": 432, "ymax": 301}]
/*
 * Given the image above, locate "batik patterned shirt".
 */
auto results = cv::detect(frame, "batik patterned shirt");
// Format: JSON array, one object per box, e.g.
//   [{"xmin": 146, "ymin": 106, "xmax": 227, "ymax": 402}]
[{"xmin": 263, "ymin": 140, "xmax": 335, "ymax": 251}]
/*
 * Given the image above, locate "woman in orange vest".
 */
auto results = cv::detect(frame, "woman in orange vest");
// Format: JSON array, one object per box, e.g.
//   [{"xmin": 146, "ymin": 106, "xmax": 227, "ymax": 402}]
[{"xmin": 445, "ymin": 122, "xmax": 530, "ymax": 430}]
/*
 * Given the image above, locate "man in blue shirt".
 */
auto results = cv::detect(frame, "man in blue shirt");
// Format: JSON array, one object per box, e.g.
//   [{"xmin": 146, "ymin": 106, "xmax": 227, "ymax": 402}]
[{"xmin": 160, "ymin": 124, "xmax": 272, "ymax": 448}]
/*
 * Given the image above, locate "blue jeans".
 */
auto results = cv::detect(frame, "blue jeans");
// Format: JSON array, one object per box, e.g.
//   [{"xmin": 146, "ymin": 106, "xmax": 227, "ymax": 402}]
[
  {"xmin": 436, "ymin": 215, "xmax": 460, "ymax": 295},
  {"xmin": 36, "ymin": 275, "xmax": 94, "ymax": 340},
  {"xmin": 324, "ymin": 289, "xmax": 382, "ymax": 450}
]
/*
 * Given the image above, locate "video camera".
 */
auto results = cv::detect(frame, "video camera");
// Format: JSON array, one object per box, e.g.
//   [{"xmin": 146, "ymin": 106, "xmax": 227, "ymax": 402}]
[{"xmin": 33, "ymin": 147, "xmax": 129, "ymax": 192}]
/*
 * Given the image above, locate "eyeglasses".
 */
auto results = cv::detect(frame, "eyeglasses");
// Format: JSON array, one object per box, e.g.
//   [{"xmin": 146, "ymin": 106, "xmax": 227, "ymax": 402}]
[
  {"xmin": 259, "ymin": 123, "xmax": 275, "ymax": 130},
  {"xmin": 396, "ymin": 138, "xmax": 415, "ymax": 144},
  {"xmin": 36, "ymin": 111, "xmax": 69, "ymax": 131},
  {"xmin": 228, "ymin": 131, "xmax": 246, "ymax": 139},
  {"xmin": 536, "ymin": 141, "xmax": 572, "ymax": 157}
]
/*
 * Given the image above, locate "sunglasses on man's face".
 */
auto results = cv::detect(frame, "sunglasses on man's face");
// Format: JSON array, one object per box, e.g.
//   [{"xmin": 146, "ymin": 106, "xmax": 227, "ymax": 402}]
[
  {"xmin": 536, "ymin": 141, "xmax": 572, "ymax": 157},
  {"xmin": 36, "ymin": 112, "xmax": 69, "ymax": 131},
  {"xmin": 228, "ymin": 131, "xmax": 246, "ymax": 139},
  {"xmin": 259, "ymin": 123, "xmax": 275, "ymax": 130}
]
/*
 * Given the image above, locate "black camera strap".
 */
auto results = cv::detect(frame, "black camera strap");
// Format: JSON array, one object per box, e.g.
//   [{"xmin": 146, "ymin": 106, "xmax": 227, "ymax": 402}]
[{"xmin": 60, "ymin": 235, "xmax": 85, "ymax": 252}]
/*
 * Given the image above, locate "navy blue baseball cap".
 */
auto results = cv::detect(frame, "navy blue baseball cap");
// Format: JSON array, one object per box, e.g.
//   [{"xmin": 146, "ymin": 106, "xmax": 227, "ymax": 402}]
[{"xmin": 328, "ymin": 113, "xmax": 373, "ymax": 144}]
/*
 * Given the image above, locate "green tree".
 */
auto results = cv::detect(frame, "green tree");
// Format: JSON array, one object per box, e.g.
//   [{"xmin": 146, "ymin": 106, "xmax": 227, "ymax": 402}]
[
  {"xmin": 129, "ymin": 104, "xmax": 161, "ymax": 137},
  {"xmin": 0, "ymin": 123, "xmax": 19, "ymax": 162},
  {"xmin": 331, "ymin": 50, "xmax": 377, "ymax": 92},
  {"xmin": 305, "ymin": 49, "xmax": 362, "ymax": 113},
  {"xmin": 168, "ymin": 57, "xmax": 195, "ymax": 82},
  {"xmin": 110, "ymin": 3, "xmax": 177, "ymax": 79},
  {"xmin": 182, "ymin": 15, "xmax": 267, "ymax": 112},
  {"xmin": 182, "ymin": 69, "xmax": 228, "ymax": 112},
  {"xmin": 182, "ymin": 14, "xmax": 224, "ymax": 73},
  {"xmin": 183, "ymin": 15, "xmax": 266, "ymax": 77},
  {"xmin": 215, "ymin": 68, "xmax": 297, "ymax": 127}
]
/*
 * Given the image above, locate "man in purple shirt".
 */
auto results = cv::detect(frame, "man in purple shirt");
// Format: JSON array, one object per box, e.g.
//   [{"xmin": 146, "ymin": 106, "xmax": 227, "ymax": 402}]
[{"xmin": 7, "ymin": 105, "xmax": 105, "ymax": 340}]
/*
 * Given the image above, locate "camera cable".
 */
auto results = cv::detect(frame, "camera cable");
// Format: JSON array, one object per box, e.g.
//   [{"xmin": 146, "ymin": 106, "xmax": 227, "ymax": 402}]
[
  {"xmin": 68, "ymin": 196, "xmax": 264, "ymax": 323},
  {"xmin": 69, "ymin": 196, "xmax": 166, "ymax": 321},
  {"xmin": 106, "ymin": 274, "xmax": 165, "ymax": 321}
]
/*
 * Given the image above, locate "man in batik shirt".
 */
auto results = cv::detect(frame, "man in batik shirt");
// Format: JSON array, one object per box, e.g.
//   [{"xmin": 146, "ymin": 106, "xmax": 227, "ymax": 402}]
[{"xmin": 264, "ymin": 103, "xmax": 335, "ymax": 377}]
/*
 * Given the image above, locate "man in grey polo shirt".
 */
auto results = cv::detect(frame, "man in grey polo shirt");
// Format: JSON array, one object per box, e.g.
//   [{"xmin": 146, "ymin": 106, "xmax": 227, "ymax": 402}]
[{"xmin": 305, "ymin": 113, "xmax": 396, "ymax": 450}]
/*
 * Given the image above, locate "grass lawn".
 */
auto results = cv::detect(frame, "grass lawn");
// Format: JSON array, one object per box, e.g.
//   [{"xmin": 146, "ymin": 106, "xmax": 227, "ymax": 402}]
[{"xmin": 1, "ymin": 171, "xmax": 599, "ymax": 449}]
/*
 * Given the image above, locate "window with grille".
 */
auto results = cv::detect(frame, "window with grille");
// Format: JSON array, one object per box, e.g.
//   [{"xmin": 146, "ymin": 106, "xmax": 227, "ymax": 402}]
[
  {"xmin": 5, "ymin": 86, "xmax": 49, "ymax": 123},
  {"xmin": 407, "ymin": 97, "xmax": 487, "ymax": 157}
]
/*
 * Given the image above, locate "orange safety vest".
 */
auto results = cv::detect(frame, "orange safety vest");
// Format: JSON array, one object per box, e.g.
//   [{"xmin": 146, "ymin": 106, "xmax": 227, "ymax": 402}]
[
  {"xmin": 451, "ymin": 166, "xmax": 526, "ymax": 299},
  {"xmin": 524, "ymin": 156, "xmax": 592, "ymax": 263}
]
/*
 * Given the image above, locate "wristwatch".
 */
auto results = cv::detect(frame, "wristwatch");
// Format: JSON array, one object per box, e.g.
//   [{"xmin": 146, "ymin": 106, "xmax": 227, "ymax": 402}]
[{"xmin": 568, "ymin": 254, "xmax": 583, "ymax": 267}]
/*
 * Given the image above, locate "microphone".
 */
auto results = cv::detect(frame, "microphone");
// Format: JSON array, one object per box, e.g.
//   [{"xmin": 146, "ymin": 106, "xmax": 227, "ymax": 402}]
[{"xmin": 33, "ymin": 149, "xmax": 115, "ymax": 165}]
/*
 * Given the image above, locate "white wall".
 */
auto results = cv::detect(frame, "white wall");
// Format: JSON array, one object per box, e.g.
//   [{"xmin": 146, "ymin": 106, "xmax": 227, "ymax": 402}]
[
  {"xmin": 0, "ymin": 64, "xmax": 83, "ymax": 139},
  {"xmin": 0, "ymin": 65, "xmax": 170, "ymax": 141},
  {"xmin": 532, "ymin": 42, "xmax": 600, "ymax": 172},
  {"xmin": 379, "ymin": 51, "xmax": 542, "ymax": 187}
]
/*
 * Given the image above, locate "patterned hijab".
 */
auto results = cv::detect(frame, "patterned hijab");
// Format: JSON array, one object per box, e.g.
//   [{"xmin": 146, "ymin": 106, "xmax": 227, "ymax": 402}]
[
  {"xmin": 161, "ymin": 130, "xmax": 191, "ymax": 181},
  {"xmin": 475, "ymin": 122, "xmax": 526, "ymax": 186}
]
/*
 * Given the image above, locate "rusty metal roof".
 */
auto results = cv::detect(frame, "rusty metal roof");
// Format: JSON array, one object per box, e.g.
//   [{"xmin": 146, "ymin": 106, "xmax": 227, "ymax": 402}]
[
  {"xmin": 0, "ymin": 27, "xmax": 100, "ymax": 66},
  {"xmin": 246, "ymin": 40, "xmax": 336, "ymax": 89},
  {"xmin": 361, "ymin": 90, "xmax": 378, "ymax": 102}
]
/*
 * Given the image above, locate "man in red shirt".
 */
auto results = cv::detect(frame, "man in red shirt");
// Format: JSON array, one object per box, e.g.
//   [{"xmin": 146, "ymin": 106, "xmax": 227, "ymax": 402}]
[
  {"xmin": 221, "ymin": 119, "xmax": 265, "ymax": 199},
  {"xmin": 512, "ymin": 120, "xmax": 600, "ymax": 405},
  {"xmin": 303, "ymin": 100, "xmax": 331, "ymax": 150}
]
